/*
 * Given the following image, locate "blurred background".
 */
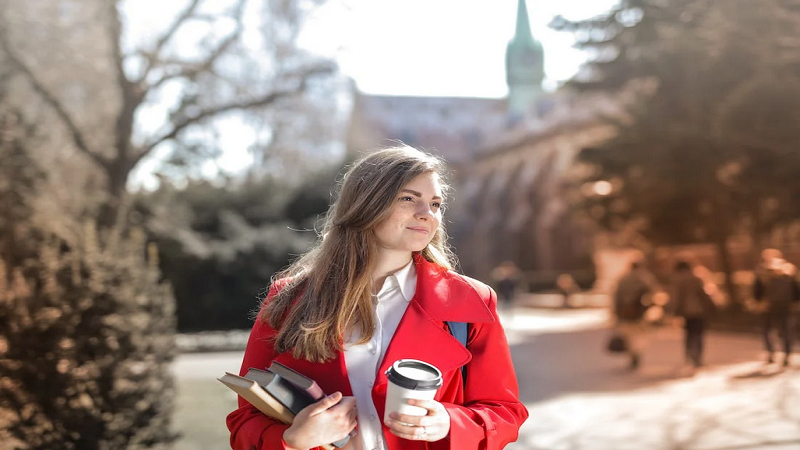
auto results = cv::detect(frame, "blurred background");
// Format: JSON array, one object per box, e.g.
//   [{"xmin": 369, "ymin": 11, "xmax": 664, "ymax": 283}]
[{"xmin": 2, "ymin": 0, "xmax": 800, "ymax": 449}]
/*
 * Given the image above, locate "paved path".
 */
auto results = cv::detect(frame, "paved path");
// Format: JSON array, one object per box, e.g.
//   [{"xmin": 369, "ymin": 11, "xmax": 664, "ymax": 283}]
[
  {"xmin": 500, "ymin": 308, "xmax": 800, "ymax": 450},
  {"xmin": 173, "ymin": 307, "xmax": 800, "ymax": 449}
]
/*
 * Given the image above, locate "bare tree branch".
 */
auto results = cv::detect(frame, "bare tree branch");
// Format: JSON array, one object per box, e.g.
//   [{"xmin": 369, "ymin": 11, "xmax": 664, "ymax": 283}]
[
  {"xmin": 107, "ymin": 0, "xmax": 144, "ymax": 161},
  {"xmin": 133, "ymin": 60, "xmax": 335, "ymax": 168},
  {"xmin": 149, "ymin": 10, "xmax": 245, "ymax": 92},
  {"xmin": 108, "ymin": 1, "xmax": 133, "ymax": 96},
  {"xmin": 0, "ymin": 28, "xmax": 109, "ymax": 170},
  {"xmin": 137, "ymin": 0, "xmax": 203, "ymax": 84},
  {"xmin": 133, "ymin": 89, "xmax": 294, "ymax": 167}
]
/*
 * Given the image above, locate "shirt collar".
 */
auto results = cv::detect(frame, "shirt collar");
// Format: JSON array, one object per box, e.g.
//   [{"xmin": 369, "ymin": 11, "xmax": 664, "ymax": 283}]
[{"xmin": 376, "ymin": 259, "xmax": 416, "ymax": 302}]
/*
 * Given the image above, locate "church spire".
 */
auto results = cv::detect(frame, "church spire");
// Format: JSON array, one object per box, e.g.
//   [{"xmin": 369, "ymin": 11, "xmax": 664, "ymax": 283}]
[
  {"xmin": 513, "ymin": 0, "xmax": 534, "ymax": 45},
  {"xmin": 505, "ymin": 0, "xmax": 544, "ymax": 117}
]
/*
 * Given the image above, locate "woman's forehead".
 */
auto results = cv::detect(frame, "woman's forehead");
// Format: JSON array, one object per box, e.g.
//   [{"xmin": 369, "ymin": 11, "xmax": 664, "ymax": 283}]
[{"xmin": 401, "ymin": 172, "xmax": 443, "ymax": 195}]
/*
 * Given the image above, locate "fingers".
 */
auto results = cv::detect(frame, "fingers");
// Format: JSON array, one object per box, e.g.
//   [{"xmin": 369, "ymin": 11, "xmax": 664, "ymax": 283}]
[
  {"xmin": 329, "ymin": 396, "xmax": 358, "ymax": 417},
  {"xmin": 326, "ymin": 395, "xmax": 359, "ymax": 430},
  {"xmin": 346, "ymin": 401, "xmax": 359, "ymax": 422},
  {"xmin": 385, "ymin": 399, "xmax": 450, "ymax": 442},
  {"xmin": 385, "ymin": 419, "xmax": 429, "ymax": 440},
  {"xmin": 325, "ymin": 395, "xmax": 355, "ymax": 410},
  {"xmin": 406, "ymin": 398, "xmax": 437, "ymax": 411},
  {"xmin": 308, "ymin": 391, "xmax": 343, "ymax": 416}
]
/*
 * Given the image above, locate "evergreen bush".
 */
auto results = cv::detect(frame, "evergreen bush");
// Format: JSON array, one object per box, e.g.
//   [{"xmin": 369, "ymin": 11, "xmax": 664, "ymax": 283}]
[{"xmin": 0, "ymin": 106, "xmax": 177, "ymax": 450}]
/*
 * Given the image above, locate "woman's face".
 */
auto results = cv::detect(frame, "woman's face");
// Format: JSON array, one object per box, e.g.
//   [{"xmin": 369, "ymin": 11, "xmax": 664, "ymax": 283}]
[{"xmin": 373, "ymin": 171, "xmax": 443, "ymax": 257}]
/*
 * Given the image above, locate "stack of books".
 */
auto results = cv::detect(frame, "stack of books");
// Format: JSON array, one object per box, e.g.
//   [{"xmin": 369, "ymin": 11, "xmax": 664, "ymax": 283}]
[{"xmin": 219, "ymin": 361, "xmax": 351, "ymax": 448}]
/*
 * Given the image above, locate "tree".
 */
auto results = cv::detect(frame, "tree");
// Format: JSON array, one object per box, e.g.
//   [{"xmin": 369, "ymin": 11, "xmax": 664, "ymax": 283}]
[
  {"xmin": 0, "ymin": 88, "xmax": 177, "ymax": 448},
  {"xmin": 131, "ymin": 167, "xmax": 340, "ymax": 331},
  {"xmin": 0, "ymin": 0, "xmax": 340, "ymax": 228},
  {"xmin": 554, "ymin": 0, "xmax": 800, "ymax": 300}
]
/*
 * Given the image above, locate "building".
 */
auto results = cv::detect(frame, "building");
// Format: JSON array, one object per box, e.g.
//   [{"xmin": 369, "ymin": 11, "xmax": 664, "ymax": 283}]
[
  {"xmin": 346, "ymin": 0, "xmax": 619, "ymax": 287},
  {"xmin": 346, "ymin": 0, "xmax": 546, "ymax": 165}
]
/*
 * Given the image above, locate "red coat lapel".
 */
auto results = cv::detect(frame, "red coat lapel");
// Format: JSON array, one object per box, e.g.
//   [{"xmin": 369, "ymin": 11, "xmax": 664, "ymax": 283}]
[
  {"xmin": 372, "ymin": 254, "xmax": 495, "ymax": 420},
  {"xmin": 272, "ymin": 255, "xmax": 496, "ymax": 419}
]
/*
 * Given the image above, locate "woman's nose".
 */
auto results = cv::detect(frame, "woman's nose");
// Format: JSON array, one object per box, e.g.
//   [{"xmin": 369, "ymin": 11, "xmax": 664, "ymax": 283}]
[{"xmin": 415, "ymin": 203, "xmax": 433, "ymax": 219}]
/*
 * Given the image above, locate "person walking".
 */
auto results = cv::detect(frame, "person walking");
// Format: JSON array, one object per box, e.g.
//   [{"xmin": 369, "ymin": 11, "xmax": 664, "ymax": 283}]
[
  {"xmin": 669, "ymin": 260, "xmax": 716, "ymax": 368},
  {"xmin": 226, "ymin": 145, "xmax": 528, "ymax": 450},
  {"xmin": 612, "ymin": 260, "xmax": 656, "ymax": 370},
  {"xmin": 491, "ymin": 260, "xmax": 521, "ymax": 311},
  {"xmin": 753, "ymin": 248, "xmax": 800, "ymax": 367},
  {"xmin": 555, "ymin": 273, "xmax": 579, "ymax": 309}
]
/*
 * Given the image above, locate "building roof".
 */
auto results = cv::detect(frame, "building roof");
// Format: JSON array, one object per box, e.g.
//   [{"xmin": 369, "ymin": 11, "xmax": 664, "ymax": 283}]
[{"xmin": 346, "ymin": 92, "xmax": 510, "ymax": 163}]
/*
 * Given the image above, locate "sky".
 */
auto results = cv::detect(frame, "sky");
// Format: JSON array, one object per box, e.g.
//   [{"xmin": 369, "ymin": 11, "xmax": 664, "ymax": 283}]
[
  {"xmin": 127, "ymin": 0, "xmax": 619, "ymax": 188},
  {"xmin": 300, "ymin": 0, "xmax": 619, "ymax": 98}
]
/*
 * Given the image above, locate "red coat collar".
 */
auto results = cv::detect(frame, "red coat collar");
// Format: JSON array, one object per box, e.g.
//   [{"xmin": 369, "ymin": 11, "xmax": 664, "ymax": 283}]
[
  {"xmin": 411, "ymin": 252, "xmax": 496, "ymax": 324},
  {"xmin": 275, "ymin": 254, "xmax": 496, "ymax": 406},
  {"xmin": 368, "ymin": 254, "xmax": 496, "ymax": 413}
]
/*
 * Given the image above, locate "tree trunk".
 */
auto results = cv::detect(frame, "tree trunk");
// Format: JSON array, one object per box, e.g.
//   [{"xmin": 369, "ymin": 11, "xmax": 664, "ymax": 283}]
[
  {"xmin": 97, "ymin": 157, "xmax": 130, "ymax": 229},
  {"xmin": 713, "ymin": 233, "xmax": 739, "ymax": 306}
]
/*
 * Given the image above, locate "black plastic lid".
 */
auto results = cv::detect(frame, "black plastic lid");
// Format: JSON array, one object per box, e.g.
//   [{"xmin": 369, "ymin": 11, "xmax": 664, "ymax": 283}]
[{"xmin": 385, "ymin": 359, "xmax": 443, "ymax": 390}]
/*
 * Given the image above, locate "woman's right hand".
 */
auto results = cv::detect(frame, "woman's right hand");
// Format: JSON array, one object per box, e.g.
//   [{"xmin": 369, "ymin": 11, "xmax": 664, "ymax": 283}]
[{"xmin": 282, "ymin": 392, "xmax": 358, "ymax": 450}]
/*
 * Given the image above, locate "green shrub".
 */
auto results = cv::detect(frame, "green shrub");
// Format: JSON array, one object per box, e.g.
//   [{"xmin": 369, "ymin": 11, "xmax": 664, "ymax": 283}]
[{"xmin": 0, "ymin": 110, "xmax": 177, "ymax": 450}]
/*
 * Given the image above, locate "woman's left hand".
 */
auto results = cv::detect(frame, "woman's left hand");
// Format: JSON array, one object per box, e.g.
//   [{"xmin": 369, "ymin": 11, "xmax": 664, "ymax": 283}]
[{"xmin": 384, "ymin": 399, "xmax": 451, "ymax": 442}]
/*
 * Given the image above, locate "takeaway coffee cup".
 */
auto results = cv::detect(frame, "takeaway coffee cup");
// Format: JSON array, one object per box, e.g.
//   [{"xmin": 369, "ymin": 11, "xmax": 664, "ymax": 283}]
[{"xmin": 384, "ymin": 359, "xmax": 443, "ymax": 422}]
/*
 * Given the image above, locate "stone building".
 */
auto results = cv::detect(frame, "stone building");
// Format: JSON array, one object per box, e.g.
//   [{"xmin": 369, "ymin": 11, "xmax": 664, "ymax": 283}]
[
  {"xmin": 346, "ymin": 0, "xmax": 619, "ymax": 286},
  {"xmin": 447, "ymin": 96, "xmax": 617, "ymax": 287}
]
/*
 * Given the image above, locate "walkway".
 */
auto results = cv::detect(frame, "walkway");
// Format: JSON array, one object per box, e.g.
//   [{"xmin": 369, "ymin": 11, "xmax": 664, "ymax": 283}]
[{"xmin": 502, "ymin": 308, "xmax": 800, "ymax": 450}]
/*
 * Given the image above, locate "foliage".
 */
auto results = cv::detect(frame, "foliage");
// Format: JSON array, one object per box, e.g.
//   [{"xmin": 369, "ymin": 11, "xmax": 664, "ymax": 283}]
[
  {"xmin": 0, "ymin": 0, "xmax": 343, "ymax": 227},
  {"xmin": 133, "ymin": 165, "xmax": 340, "ymax": 331},
  {"xmin": 0, "ymin": 69, "xmax": 177, "ymax": 450},
  {"xmin": 555, "ymin": 0, "xmax": 800, "ymax": 250}
]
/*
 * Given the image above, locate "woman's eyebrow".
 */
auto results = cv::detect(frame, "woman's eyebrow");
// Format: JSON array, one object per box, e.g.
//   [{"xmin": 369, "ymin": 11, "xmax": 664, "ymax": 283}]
[{"xmin": 400, "ymin": 188, "xmax": 443, "ymax": 200}]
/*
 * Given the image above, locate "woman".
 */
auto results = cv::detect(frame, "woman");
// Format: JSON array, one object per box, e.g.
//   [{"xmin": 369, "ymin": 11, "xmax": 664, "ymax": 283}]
[{"xmin": 226, "ymin": 146, "xmax": 528, "ymax": 450}]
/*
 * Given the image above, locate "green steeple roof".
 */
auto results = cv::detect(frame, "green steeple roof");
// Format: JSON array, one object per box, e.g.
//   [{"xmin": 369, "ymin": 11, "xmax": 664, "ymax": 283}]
[
  {"xmin": 505, "ymin": 0, "xmax": 545, "ymax": 115},
  {"xmin": 513, "ymin": 0, "xmax": 534, "ymax": 45}
]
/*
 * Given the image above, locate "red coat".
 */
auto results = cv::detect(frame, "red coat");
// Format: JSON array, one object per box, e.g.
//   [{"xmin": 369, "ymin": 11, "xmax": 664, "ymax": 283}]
[{"xmin": 226, "ymin": 254, "xmax": 528, "ymax": 449}]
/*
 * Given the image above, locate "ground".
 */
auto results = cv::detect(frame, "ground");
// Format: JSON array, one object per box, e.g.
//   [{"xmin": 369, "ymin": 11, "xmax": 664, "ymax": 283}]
[{"xmin": 171, "ymin": 304, "xmax": 800, "ymax": 450}]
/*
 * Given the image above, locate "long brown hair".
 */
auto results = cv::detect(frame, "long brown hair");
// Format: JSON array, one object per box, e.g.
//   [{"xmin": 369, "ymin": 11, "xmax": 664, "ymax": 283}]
[{"xmin": 261, "ymin": 145, "xmax": 456, "ymax": 362}]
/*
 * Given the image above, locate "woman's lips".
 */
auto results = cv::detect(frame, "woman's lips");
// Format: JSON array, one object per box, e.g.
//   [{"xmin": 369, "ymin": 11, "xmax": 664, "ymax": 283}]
[{"xmin": 407, "ymin": 226, "xmax": 429, "ymax": 234}]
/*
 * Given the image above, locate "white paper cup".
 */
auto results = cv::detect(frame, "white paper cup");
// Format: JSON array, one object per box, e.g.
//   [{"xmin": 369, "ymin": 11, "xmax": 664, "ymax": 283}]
[{"xmin": 384, "ymin": 359, "xmax": 442, "ymax": 423}]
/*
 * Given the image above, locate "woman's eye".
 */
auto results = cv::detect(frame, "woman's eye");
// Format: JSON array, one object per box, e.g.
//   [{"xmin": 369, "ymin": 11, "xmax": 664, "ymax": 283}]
[
  {"xmin": 431, "ymin": 202, "xmax": 442, "ymax": 209},
  {"xmin": 399, "ymin": 196, "xmax": 414, "ymax": 202}
]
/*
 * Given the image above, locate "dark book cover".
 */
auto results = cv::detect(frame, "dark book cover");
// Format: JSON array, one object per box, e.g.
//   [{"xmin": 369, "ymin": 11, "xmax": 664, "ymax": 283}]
[
  {"xmin": 217, "ymin": 372, "xmax": 294, "ymax": 424},
  {"xmin": 268, "ymin": 361, "xmax": 325, "ymax": 400},
  {"xmin": 244, "ymin": 368, "xmax": 316, "ymax": 415},
  {"xmin": 253, "ymin": 364, "xmax": 354, "ymax": 448}
]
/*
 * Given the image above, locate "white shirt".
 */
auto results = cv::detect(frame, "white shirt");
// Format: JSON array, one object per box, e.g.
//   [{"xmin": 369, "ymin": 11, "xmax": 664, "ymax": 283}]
[{"xmin": 344, "ymin": 261, "xmax": 417, "ymax": 450}]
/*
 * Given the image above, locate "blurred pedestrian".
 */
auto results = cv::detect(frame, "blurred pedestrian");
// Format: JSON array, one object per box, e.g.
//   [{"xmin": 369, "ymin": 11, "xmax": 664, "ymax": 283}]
[
  {"xmin": 668, "ymin": 260, "xmax": 716, "ymax": 368},
  {"xmin": 612, "ymin": 260, "xmax": 657, "ymax": 370},
  {"xmin": 753, "ymin": 248, "xmax": 800, "ymax": 367},
  {"xmin": 556, "ymin": 273, "xmax": 579, "ymax": 308},
  {"xmin": 491, "ymin": 260, "xmax": 521, "ymax": 311}
]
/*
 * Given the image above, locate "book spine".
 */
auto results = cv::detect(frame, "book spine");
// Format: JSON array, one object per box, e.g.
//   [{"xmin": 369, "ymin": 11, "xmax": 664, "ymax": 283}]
[
  {"xmin": 266, "ymin": 375, "xmax": 316, "ymax": 414},
  {"xmin": 268, "ymin": 362, "xmax": 326, "ymax": 400}
]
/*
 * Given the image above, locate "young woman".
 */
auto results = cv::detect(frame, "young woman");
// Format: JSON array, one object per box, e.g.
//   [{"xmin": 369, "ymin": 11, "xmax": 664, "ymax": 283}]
[{"xmin": 226, "ymin": 145, "xmax": 528, "ymax": 450}]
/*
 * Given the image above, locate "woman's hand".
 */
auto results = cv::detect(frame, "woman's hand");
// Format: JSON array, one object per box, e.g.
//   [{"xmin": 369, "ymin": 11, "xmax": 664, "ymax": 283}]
[
  {"xmin": 384, "ymin": 399, "xmax": 450, "ymax": 442},
  {"xmin": 283, "ymin": 392, "xmax": 358, "ymax": 450}
]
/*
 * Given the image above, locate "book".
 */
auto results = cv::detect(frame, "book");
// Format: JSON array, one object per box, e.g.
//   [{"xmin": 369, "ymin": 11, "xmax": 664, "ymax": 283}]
[
  {"xmin": 268, "ymin": 361, "xmax": 325, "ymax": 400},
  {"xmin": 246, "ymin": 367, "xmax": 352, "ymax": 448},
  {"xmin": 243, "ymin": 368, "xmax": 318, "ymax": 415},
  {"xmin": 217, "ymin": 372, "xmax": 294, "ymax": 424},
  {"xmin": 219, "ymin": 368, "xmax": 351, "ymax": 449}
]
